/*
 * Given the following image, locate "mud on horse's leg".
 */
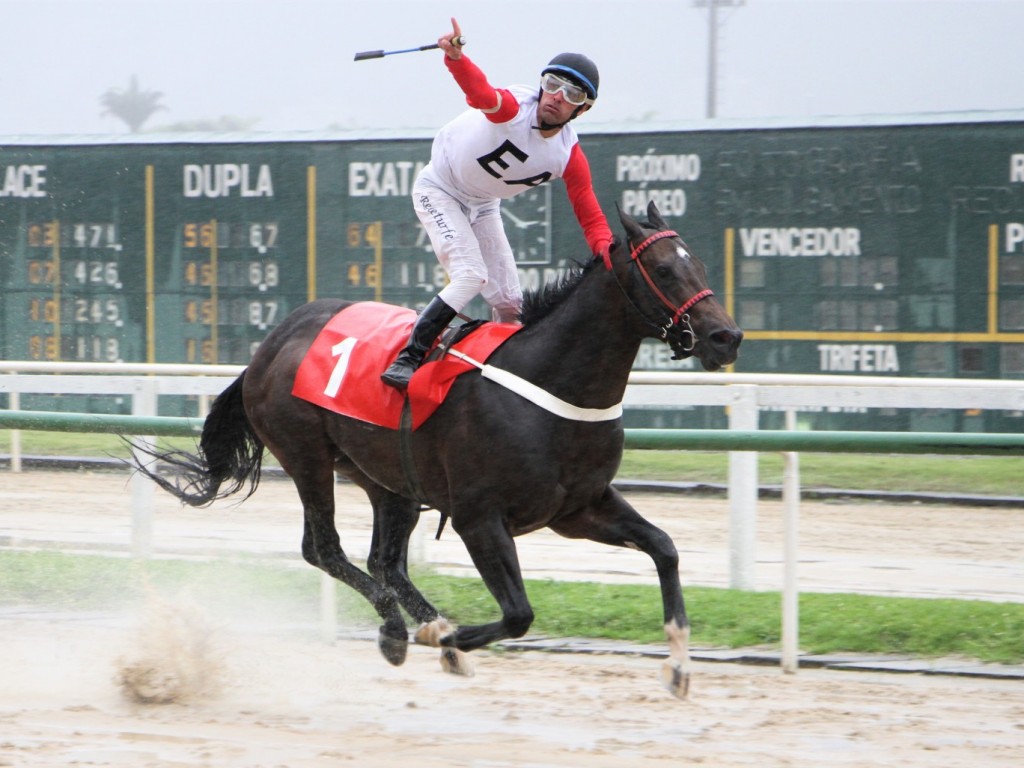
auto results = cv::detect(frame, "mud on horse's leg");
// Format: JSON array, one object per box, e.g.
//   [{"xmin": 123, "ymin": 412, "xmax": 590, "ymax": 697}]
[
  {"xmin": 648, "ymin": 541, "xmax": 692, "ymax": 700},
  {"xmin": 549, "ymin": 486, "xmax": 693, "ymax": 699},
  {"xmin": 661, "ymin": 619, "xmax": 691, "ymax": 700},
  {"xmin": 299, "ymin": 494, "xmax": 410, "ymax": 666},
  {"xmin": 412, "ymin": 514, "xmax": 534, "ymax": 677},
  {"xmin": 364, "ymin": 487, "xmax": 443, "ymax": 625},
  {"xmin": 361, "ymin": 486, "xmax": 476, "ymax": 673}
]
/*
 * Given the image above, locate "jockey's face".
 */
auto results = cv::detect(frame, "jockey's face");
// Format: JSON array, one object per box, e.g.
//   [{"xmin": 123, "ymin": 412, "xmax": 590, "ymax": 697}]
[{"xmin": 538, "ymin": 88, "xmax": 589, "ymax": 130}]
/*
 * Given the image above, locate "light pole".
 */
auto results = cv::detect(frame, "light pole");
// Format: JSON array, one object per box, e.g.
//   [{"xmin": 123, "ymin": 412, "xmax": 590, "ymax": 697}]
[{"xmin": 693, "ymin": 0, "xmax": 745, "ymax": 118}]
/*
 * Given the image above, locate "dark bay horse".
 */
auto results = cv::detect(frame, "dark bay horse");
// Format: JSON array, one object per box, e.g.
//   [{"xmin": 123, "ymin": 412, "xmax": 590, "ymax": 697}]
[{"xmin": 132, "ymin": 201, "xmax": 742, "ymax": 699}]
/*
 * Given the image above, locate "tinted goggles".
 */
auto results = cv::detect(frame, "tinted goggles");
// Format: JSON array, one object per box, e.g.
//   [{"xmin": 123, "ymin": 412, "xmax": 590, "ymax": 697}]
[{"xmin": 539, "ymin": 72, "xmax": 590, "ymax": 106}]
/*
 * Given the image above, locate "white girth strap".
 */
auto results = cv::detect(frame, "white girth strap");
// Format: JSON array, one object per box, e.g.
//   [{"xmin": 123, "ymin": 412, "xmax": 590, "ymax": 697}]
[{"xmin": 443, "ymin": 348, "xmax": 623, "ymax": 422}]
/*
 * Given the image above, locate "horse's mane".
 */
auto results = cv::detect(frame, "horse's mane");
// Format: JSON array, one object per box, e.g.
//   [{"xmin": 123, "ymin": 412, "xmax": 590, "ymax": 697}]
[
  {"xmin": 518, "ymin": 224, "xmax": 673, "ymax": 326},
  {"xmin": 519, "ymin": 258, "xmax": 597, "ymax": 327}
]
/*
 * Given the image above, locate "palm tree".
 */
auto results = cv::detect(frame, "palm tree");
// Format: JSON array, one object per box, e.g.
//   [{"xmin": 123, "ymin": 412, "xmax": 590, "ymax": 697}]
[{"xmin": 99, "ymin": 75, "xmax": 166, "ymax": 133}]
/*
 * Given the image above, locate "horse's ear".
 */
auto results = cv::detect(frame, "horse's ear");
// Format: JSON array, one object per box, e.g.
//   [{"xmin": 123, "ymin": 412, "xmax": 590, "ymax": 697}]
[
  {"xmin": 646, "ymin": 200, "xmax": 669, "ymax": 230},
  {"xmin": 616, "ymin": 202, "xmax": 644, "ymax": 244}
]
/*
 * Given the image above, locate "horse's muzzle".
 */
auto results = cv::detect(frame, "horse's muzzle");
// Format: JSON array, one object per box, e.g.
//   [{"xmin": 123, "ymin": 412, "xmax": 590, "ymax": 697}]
[{"xmin": 698, "ymin": 326, "xmax": 744, "ymax": 371}]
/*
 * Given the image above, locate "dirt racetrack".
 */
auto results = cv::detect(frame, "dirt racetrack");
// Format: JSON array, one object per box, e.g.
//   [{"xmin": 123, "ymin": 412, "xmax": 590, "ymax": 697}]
[{"xmin": 2, "ymin": 469, "xmax": 1023, "ymax": 766}]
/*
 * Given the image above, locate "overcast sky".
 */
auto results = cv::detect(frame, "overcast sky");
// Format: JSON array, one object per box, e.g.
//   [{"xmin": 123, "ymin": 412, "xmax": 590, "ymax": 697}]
[{"xmin": 2, "ymin": 0, "xmax": 1022, "ymax": 137}]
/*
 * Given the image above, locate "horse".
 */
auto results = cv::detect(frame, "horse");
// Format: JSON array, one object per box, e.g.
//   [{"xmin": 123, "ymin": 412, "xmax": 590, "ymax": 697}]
[{"xmin": 131, "ymin": 201, "xmax": 742, "ymax": 699}]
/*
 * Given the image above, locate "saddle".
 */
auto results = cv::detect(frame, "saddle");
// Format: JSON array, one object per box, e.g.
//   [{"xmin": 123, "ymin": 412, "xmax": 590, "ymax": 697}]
[
  {"xmin": 426, "ymin": 318, "xmax": 488, "ymax": 363},
  {"xmin": 291, "ymin": 302, "xmax": 520, "ymax": 431}
]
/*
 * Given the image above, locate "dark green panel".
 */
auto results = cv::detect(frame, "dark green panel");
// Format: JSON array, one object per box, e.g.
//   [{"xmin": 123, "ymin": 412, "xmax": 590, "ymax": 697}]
[
  {"xmin": 580, "ymin": 123, "xmax": 1024, "ymax": 385},
  {"xmin": 2, "ymin": 119, "xmax": 1023, "ymax": 429},
  {"xmin": 321, "ymin": 138, "xmax": 434, "ymax": 308},
  {"xmin": 0, "ymin": 147, "xmax": 144, "ymax": 366},
  {"xmin": 147, "ymin": 144, "xmax": 310, "ymax": 365}
]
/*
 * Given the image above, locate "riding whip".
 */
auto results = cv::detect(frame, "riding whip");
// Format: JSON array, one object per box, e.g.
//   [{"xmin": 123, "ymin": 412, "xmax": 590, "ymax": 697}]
[{"xmin": 354, "ymin": 36, "xmax": 466, "ymax": 61}]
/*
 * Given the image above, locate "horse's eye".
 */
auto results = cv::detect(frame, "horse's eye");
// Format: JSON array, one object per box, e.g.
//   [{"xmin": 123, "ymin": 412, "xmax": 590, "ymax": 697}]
[{"xmin": 655, "ymin": 264, "xmax": 673, "ymax": 278}]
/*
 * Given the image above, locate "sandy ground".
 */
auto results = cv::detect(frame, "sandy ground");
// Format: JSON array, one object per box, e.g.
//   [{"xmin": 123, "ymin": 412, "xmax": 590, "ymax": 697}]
[
  {"xmin": 2, "ymin": 613, "xmax": 1024, "ymax": 768},
  {"xmin": 2, "ymin": 469, "xmax": 1023, "ymax": 767}
]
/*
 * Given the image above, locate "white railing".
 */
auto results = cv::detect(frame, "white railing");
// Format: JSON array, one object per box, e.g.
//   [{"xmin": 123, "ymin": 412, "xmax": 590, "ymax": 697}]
[{"xmin": 3, "ymin": 362, "xmax": 1022, "ymax": 587}]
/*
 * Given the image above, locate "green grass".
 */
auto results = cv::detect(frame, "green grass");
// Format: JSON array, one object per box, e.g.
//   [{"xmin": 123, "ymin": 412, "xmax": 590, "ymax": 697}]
[
  {"xmin": 620, "ymin": 451, "xmax": 1024, "ymax": 497},
  {"xmin": 3, "ymin": 551, "xmax": 1022, "ymax": 665},
  {"xmin": 0, "ymin": 551, "xmax": 318, "ymax": 614},
  {"xmin": 0, "ymin": 431, "xmax": 133, "ymax": 458},
  {"xmin": 3, "ymin": 430, "xmax": 1022, "ymax": 496}
]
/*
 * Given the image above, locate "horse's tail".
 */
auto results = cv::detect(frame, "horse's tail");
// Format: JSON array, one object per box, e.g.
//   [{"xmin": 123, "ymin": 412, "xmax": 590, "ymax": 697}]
[{"xmin": 128, "ymin": 371, "xmax": 265, "ymax": 507}]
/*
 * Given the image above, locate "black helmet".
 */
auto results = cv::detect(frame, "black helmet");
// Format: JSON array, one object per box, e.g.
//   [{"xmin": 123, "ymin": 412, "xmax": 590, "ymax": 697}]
[{"xmin": 542, "ymin": 53, "xmax": 599, "ymax": 101}]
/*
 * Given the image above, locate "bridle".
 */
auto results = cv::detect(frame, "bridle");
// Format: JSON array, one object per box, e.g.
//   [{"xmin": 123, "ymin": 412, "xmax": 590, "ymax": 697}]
[{"xmin": 609, "ymin": 229, "xmax": 714, "ymax": 357}]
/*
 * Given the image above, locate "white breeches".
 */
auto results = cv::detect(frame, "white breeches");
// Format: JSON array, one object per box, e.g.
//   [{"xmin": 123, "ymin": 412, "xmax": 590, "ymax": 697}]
[{"xmin": 413, "ymin": 178, "xmax": 523, "ymax": 323}]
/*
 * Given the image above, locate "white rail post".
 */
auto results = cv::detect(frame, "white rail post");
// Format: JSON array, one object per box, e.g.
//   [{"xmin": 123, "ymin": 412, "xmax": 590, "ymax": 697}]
[
  {"xmin": 409, "ymin": 509, "xmax": 427, "ymax": 565},
  {"xmin": 9, "ymin": 388, "xmax": 21, "ymax": 473},
  {"xmin": 320, "ymin": 572, "xmax": 338, "ymax": 642},
  {"xmin": 130, "ymin": 377, "xmax": 158, "ymax": 558},
  {"xmin": 727, "ymin": 385, "xmax": 759, "ymax": 590},
  {"xmin": 781, "ymin": 409, "xmax": 800, "ymax": 673}
]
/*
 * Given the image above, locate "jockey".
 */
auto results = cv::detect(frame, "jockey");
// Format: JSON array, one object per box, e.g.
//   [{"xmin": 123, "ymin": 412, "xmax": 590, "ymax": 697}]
[{"xmin": 381, "ymin": 16, "xmax": 614, "ymax": 391}]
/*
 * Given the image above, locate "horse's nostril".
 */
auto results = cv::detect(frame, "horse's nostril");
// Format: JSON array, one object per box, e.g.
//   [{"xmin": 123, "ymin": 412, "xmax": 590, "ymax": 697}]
[{"xmin": 711, "ymin": 328, "xmax": 743, "ymax": 349}]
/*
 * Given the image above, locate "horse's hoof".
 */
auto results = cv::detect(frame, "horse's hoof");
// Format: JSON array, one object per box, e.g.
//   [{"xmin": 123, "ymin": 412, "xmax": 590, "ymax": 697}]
[
  {"xmin": 378, "ymin": 623, "xmax": 409, "ymax": 666},
  {"xmin": 440, "ymin": 647, "xmax": 475, "ymax": 677},
  {"xmin": 660, "ymin": 659, "xmax": 690, "ymax": 700},
  {"xmin": 414, "ymin": 618, "xmax": 454, "ymax": 648}
]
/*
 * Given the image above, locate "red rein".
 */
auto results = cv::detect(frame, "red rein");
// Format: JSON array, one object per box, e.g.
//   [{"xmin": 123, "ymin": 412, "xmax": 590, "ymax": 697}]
[{"xmin": 628, "ymin": 231, "xmax": 714, "ymax": 326}]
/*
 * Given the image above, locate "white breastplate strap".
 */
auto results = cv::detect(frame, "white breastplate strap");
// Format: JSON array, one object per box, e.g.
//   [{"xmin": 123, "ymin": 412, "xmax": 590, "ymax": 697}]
[{"xmin": 443, "ymin": 348, "xmax": 623, "ymax": 422}]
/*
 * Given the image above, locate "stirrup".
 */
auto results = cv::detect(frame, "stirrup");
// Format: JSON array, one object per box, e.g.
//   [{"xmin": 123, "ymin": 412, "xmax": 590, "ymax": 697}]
[{"xmin": 381, "ymin": 359, "xmax": 415, "ymax": 390}]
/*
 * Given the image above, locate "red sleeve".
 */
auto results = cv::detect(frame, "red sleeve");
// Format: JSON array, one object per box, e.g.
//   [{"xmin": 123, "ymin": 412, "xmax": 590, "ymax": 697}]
[
  {"xmin": 563, "ymin": 143, "xmax": 613, "ymax": 255},
  {"xmin": 444, "ymin": 55, "xmax": 519, "ymax": 123}
]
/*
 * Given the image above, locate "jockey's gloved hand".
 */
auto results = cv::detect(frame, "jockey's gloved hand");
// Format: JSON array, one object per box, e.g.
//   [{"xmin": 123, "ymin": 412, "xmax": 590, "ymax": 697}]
[{"xmin": 595, "ymin": 236, "xmax": 619, "ymax": 268}]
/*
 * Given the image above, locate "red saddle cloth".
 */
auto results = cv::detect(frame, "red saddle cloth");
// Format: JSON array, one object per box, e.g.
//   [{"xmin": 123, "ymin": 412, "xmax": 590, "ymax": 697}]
[{"xmin": 291, "ymin": 302, "xmax": 521, "ymax": 430}]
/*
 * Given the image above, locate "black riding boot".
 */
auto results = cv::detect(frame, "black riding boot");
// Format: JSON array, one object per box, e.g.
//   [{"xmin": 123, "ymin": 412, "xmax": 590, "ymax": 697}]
[{"xmin": 381, "ymin": 297, "xmax": 458, "ymax": 391}]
